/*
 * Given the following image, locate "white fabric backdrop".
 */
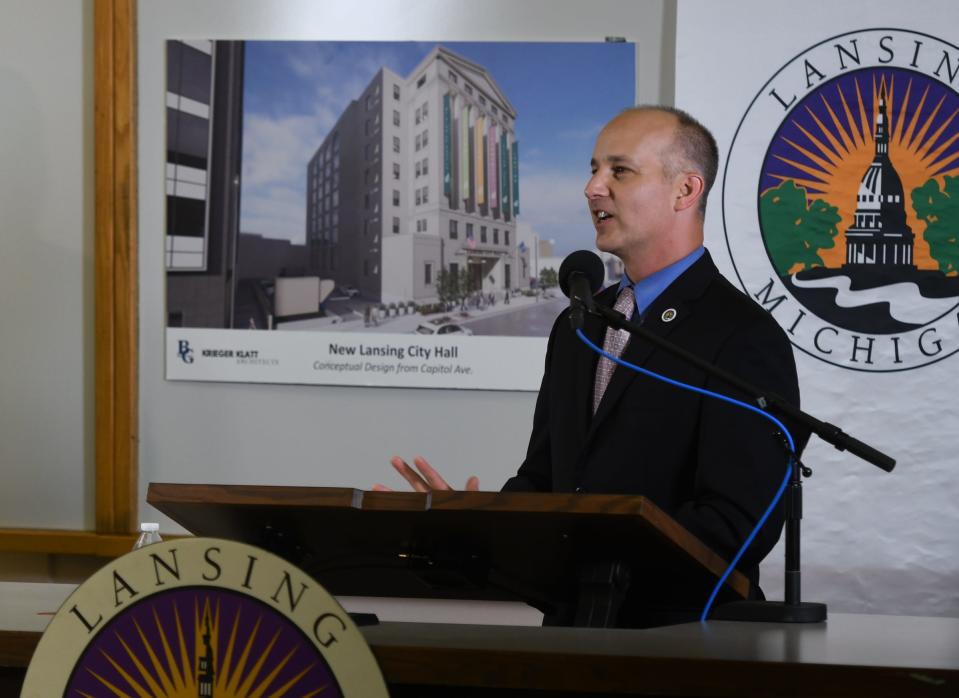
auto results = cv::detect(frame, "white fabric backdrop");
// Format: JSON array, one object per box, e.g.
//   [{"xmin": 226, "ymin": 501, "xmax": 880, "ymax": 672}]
[{"xmin": 677, "ymin": 0, "xmax": 958, "ymax": 616}]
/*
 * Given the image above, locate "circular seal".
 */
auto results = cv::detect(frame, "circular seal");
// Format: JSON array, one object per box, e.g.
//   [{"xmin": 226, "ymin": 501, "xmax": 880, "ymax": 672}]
[
  {"xmin": 723, "ymin": 28, "xmax": 959, "ymax": 372},
  {"xmin": 21, "ymin": 538, "xmax": 389, "ymax": 697},
  {"xmin": 661, "ymin": 308, "xmax": 678, "ymax": 323}
]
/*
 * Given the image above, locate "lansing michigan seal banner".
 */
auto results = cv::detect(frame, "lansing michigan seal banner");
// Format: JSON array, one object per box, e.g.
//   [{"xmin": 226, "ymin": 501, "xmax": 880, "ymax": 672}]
[
  {"xmin": 21, "ymin": 538, "xmax": 389, "ymax": 697},
  {"xmin": 724, "ymin": 28, "xmax": 959, "ymax": 372}
]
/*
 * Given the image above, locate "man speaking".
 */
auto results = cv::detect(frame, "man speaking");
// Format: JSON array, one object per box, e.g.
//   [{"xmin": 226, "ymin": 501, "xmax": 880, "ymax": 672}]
[{"xmin": 378, "ymin": 106, "xmax": 803, "ymax": 626}]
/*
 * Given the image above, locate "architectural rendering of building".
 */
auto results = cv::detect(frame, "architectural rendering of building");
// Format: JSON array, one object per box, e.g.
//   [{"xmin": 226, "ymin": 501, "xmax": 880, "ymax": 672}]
[
  {"xmin": 165, "ymin": 39, "xmax": 245, "ymax": 328},
  {"xmin": 306, "ymin": 46, "xmax": 522, "ymax": 303}
]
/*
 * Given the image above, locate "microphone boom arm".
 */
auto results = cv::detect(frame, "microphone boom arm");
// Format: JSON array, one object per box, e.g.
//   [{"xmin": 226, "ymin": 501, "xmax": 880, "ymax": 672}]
[{"xmin": 589, "ymin": 304, "xmax": 895, "ymax": 472}]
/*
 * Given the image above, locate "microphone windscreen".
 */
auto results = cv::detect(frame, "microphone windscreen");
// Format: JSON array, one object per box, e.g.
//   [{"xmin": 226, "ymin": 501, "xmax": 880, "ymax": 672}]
[{"xmin": 559, "ymin": 250, "xmax": 606, "ymax": 298}]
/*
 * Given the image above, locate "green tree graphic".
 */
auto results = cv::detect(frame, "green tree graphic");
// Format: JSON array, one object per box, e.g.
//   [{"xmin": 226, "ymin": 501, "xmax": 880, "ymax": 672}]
[
  {"xmin": 759, "ymin": 180, "xmax": 841, "ymax": 276},
  {"xmin": 912, "ymin": 175, "xmax": 959, "ymax": 276}
]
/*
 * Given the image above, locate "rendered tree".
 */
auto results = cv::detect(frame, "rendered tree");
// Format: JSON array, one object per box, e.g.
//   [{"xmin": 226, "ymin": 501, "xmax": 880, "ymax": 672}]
[
  {"xmin": 912, "ymin": 176, "xmax": 959, "ymax": 276},
  {"xmin": 436, "ymin": 268, "xmax": 461, "ymax": 306},
  {"xmin": 539, "ymin": 267, "xmax": 559, "ymax": 288},
  {"xmin": 759, "ymin": 180, "xmax": 841, "ymax": 276}
]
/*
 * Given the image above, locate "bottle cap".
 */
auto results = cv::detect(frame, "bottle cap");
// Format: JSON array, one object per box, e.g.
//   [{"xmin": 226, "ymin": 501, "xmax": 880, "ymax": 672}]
[{"xmin": 139, "ymin": 523, "xmax": 160, "ymax": 532}]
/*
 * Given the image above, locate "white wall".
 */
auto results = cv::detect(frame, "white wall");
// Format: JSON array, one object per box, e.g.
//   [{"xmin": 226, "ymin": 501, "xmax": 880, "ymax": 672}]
[
  {"xmin": 0, "ymin": 0, "xmax": 94, "ymax": 529},
  {"xmin": 137, "ymin": 0, "xmax": 673, "ymax": 526}
]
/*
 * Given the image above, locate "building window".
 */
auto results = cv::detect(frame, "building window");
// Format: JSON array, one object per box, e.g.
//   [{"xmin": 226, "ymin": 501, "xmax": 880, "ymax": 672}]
[
  {"xmin": 480, "ymin": 225, "xmax": 487, "ymax": 243},
  {"xmin": 423, "ymin": 186, "xmax": 428, "ymax": 203},
  {"xmin": 393, "ymin": 110, "xmax": 400, "ymax": 126},
  {"xmin": 450, "ymin": 262, "xmax": 459, "ymax": 277},
  {"xmin": 448, "ymin": 71, "xmax": 458, "ymax": 83},
  {"xmin": 364, "ymin": 193, "xmax": 370, "ymax": 210},
  {"xmin": 425, "ymin": 263, "xmax": 433, "ymax": 285},
  {"xmin": 364, "ymin": 259, "xmax": 370, "ymax": 276},
  {"xmin": 479, "ymin": 95, "xmax": 487, "ymax": 106},
  {"xmin": 505, "ymin": 230, "xmax": 510, "ymax": 246},
  {"xmin": 422, "ymin": 130, "xmax": 429, "ymax": 146},
  {"xmin": 449, "ymin": 219, "xmax": 458, "ymax": 239},
  {"xmin": 366, "ymin": 94, "xmax": 374, "ymax": 110},
  {"xmin": 415, "ymin": 107, "xmax": 421, "ymax": 125},
  {"xmin": 493, "ymin": 228, "xmax": 499, "ymax": 244},
  {"xmin": 415, "ymin": 161, "xmax": 421, "ymax": 177},
  {"xmin": 466, "ymin": 222, "xmax": 473, "ymax": 239},
  {"xmin": 417, "ymin": 74, "xmax": 426, "ymax": 88},
  {"xmin": 393, "ymin": 162, "xmax": 400, "ymax": 179},
  {"xmin": 392, "ymin": 189, "xmax": 400, "ymax": 206},
  {"xmin": 415, "ymin": 189, "xmax": 422, "ymax": 206},
  {"xmin": 422, "ymin": 158, "xmax": 428, "ymax": 174},
  {"xmin": 465, "ymin": 83, "xmax": 473, "ymax": 95},
  {"xmin": 393, "ymin": 84, "xmax": 400, "ymax": 100},
  {"xmin": 422, "ymin": 101, "xmax": 428, "ymax": 117},
  {"xmin": 393, "ymin": 216, "xmax": 400, "ymax": 234},
  {"xmin": 393, "ymin": 136, "xmax": 400, "ymax": 153},
  {"xmin": 421, "ymin": 218, "xmax": 427, "ymax": 232},
  {"xmin": 415, "ymin": 134, "xmax": 421, "ymax": 152}
]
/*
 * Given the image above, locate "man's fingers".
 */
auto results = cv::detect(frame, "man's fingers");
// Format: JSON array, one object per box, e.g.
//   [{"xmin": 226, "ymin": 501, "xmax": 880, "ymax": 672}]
[
  {"xmin": 412, "ymin": 456, "xmax": 453, "ymax": 490},
  {"xmin": 388, "ymin": 455, "xmax": 479, "ymax": 492},
  {"xmin": 389, "ymin": 455, "xmax": 430, "ymax": 492}
]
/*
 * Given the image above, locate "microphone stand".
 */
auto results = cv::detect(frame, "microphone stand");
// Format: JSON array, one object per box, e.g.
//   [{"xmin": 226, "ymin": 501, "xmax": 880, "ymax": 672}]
[{"xmin": 581, "ymin": 300, "xmax": 896, "ymax": 623}]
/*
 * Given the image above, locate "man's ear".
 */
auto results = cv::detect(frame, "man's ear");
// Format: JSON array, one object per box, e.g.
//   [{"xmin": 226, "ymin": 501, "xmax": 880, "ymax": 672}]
[{"xmin": 674, "ymin": 172, "xmax": 705, "ymax": 213}]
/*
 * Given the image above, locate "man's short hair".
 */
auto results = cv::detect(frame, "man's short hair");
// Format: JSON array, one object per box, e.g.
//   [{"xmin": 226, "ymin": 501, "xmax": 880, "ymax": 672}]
[{"xmin": 624, "ymin": 105, "xmax": 719, "ymax": 216}]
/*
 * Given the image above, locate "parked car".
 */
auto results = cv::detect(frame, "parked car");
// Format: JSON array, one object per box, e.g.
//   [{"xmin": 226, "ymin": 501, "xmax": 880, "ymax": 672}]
[{"xmin": 413, "ymin": 316, "xmax": 473, "ymax": 336}]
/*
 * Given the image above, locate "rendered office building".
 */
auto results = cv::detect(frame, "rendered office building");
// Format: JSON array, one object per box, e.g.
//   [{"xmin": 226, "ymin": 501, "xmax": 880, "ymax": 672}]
[
  {"xmin": 306, "ymin": 46, "xmax": 522, "ymax": 303},
  {"xmin": 165, "ymin": 39, "xmax": 244, "ymax": 328}
]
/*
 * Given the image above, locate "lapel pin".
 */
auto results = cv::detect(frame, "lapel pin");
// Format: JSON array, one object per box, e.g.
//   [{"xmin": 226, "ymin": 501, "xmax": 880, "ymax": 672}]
[{"xmin": 661, "ymin": 308, "xmax": 677, "ymax": 322}]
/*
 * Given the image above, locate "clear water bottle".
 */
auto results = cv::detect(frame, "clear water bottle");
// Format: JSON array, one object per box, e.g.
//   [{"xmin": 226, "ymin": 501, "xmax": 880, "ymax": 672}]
[{"xmin": 133, "ymin": 522, "xmax": 163, "ymax": 549}]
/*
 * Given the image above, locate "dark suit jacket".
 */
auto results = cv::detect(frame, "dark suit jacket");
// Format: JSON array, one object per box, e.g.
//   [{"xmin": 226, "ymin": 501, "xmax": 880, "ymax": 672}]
[{"xmin": 503, "ymin": 250, "xmax": 805, "ymax": 624}]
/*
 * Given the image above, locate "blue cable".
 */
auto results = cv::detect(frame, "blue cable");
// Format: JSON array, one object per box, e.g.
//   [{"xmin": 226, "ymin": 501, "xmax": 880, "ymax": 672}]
[{"xmin": 574, "ymin": 328, "xmax": 796, "ymax": 622}]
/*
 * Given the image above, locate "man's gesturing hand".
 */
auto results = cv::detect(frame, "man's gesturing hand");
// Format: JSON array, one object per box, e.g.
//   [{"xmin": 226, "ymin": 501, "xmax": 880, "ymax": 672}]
[{"xmin": 373, "ymin": 455, "xmax": 480, "ymax": 492}]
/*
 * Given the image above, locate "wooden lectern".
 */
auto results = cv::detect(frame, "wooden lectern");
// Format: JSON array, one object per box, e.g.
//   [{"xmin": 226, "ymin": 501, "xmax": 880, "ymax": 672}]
[{"xmin": 147, "ymin": 483, "xmax": 748, "ymax": 628}]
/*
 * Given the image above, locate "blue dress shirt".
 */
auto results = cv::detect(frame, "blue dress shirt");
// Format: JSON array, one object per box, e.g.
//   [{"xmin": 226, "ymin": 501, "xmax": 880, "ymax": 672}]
[{"xmin": 618, "ymin": 246, "xmax": 705, "ymax": 321}]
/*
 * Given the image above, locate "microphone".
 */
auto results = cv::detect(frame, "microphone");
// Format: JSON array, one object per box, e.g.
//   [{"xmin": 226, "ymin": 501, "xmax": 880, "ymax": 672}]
[{"xmin": 559, "ymin": 250, "xmax": 606, "ymax": 330}]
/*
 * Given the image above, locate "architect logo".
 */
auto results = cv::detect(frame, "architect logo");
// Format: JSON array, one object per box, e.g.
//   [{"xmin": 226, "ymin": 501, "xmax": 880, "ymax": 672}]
[
  {"xmin": 177, "ymin": 339, "xmax": 195, "ymax": 364},
  {"xmin": 21, "ymin": 538, "xmax": 389, "ymax": 697},
  {"xmin": 724, "ymin": 29, "xmax": 959, "ymax": 371}
]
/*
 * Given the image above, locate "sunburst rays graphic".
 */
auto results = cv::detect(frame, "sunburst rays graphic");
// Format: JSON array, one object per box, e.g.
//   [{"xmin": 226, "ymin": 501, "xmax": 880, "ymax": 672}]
[
  {"xmin": 70, "ymin": 592, "xmax": 334, "ymax": 698},
  {"xmin": 763, "ymin": 70, "xmax": 959, "ymax": 271}
]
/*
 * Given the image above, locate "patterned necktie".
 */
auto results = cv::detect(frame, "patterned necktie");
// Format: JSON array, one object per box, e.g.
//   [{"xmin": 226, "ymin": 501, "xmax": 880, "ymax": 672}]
[{"xmin": 592, "ymin": 285, "xmax": 636, "ymax": 414}]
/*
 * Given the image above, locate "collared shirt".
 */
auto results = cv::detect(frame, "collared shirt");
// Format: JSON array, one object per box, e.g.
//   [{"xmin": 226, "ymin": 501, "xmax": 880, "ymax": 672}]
[{"xmin": 618, "ymin": 246, "xmax": 705, "ymax": 321}]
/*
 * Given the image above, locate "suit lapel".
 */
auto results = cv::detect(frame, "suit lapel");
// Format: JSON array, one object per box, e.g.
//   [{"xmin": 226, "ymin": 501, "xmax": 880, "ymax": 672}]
[{"xmin": 584, "ymin": 251, "xmax": 720, "ymax": 442}]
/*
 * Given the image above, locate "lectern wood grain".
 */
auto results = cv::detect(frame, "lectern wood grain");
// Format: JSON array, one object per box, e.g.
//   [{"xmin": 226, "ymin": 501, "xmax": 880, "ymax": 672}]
[{"xmin": 147, "ymin": 483, "xmax": 750, "ymax": 607}]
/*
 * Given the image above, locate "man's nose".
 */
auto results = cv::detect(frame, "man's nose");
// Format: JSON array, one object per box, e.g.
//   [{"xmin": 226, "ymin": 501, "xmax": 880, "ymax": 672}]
[{"xmin": 584, "ymin": 172, "xmax": 608, "ymax": 199}]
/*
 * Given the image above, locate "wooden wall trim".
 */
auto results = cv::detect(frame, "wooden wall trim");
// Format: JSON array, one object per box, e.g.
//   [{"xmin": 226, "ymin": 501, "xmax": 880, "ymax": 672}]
[
  {"xmin": 94, "ymin": 0, "xmax": 138, "ymax": 534},
  {"xmin": 0, "ymin": 530, "xmax": 137, "ymax": 558}
]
